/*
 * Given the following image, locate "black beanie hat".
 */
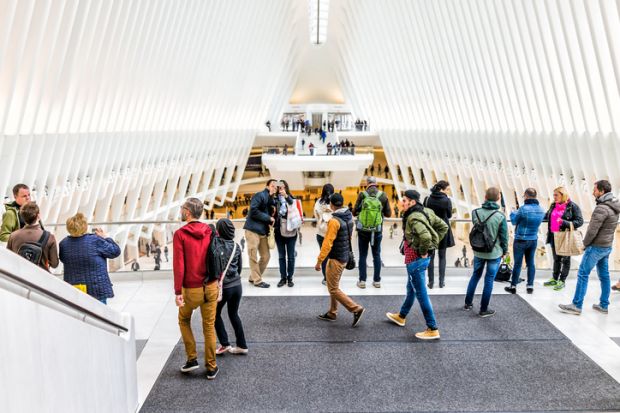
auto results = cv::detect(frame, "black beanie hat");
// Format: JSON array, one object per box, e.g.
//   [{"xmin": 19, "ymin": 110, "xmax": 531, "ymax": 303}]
[
  {"xmin": 216, "ymin": 218, "xmax": 235, "ymax": 240},
  {"xmin": 403, "ymin": 189, "xmax": 420, "ymax": 202},
  {"xmin": 330, "ymin": 193, "xmax": 344, "ymax": 207}
]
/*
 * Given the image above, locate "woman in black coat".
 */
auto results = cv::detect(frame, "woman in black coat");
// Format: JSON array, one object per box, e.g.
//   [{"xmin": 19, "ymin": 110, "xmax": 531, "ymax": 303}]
[{"xmin": 423, "ymin": 181, "xmax": 455, "ymax": 288}]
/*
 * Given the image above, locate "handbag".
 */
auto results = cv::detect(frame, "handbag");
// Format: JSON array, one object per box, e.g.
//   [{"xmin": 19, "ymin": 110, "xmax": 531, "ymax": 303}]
[
  {"xmin": 217, "ymin": 242, "xmax": 237, "ymax": 302},
  {"xmin": 286, "ymin": 199, "xmax": 303, "ymax": 232},
  {"xmin": 554, "ymin": 222, "xmax": 585, "ymax": 256},
  {"xmin": 267, "ymin": 226, "xmax": 276, "ymax": 249}
]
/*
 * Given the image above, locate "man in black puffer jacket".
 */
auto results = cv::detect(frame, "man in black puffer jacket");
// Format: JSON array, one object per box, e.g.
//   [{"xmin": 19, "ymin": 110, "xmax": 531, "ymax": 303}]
[
  {"xmin": 315, "ymin": 193, "xmax": 365, "ymax": 327},
  {"xmin": 243, "ymin": 180, "xmax": 277, "ymax": 288}
]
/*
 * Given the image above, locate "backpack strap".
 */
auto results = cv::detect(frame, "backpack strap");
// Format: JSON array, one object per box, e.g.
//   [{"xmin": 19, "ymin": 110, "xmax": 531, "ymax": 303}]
[{"xmin": 36, "ymin": 230, "xmax": 50, "ymax": 265}]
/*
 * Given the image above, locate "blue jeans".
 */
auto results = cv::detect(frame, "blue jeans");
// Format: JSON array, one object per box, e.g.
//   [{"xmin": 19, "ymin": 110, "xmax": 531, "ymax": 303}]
[
  {"xmin": 465, "ymin": 257, "xmax": 501, "ymax": 312},
  {"xmin": 511, "ymin": 239, "xmax": 537, "ymax": 287},
  {"xmin": 400, "ymin": 257, "xmax": 437, "ymax": 329},
  {"xmin": 358, "ymin": 231, "xmax": 383, "ymax": 282},
  {"xmin": 275, "ymin": 230, "xmax": 297, "ymax": 280},
  {"xmin": 572, "ymin": 246, "xmax": 612, "ymax": 309},
  {"xmin": 316, "ymin": 234, "xmax": 328, "ymax": 279}
]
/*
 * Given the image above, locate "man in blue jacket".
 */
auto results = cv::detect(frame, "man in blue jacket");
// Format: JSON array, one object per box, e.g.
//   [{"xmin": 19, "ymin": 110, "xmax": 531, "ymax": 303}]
[
  {"xmin": 505, "ymin": 188, "xmax": 545, "ymax": 294},
  {"xmin": 243, "ymin": 180, "xmax": 277, "ymax": 288}
]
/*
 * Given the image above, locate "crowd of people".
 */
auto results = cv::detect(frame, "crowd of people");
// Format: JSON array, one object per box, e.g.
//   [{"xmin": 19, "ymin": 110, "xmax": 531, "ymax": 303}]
[{"xmin": 3, "ymin": 176, "xmax": 619, "ymax": 380}]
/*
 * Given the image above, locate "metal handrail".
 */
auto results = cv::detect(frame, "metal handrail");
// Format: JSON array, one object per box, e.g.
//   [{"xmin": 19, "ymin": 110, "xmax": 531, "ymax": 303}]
[{"xmin": 0, "ymin": 267, "xmax": 128, "ymax": 333}]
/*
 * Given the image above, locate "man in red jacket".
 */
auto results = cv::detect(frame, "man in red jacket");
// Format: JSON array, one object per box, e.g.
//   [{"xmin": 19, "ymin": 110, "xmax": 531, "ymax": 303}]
[{"xmin": 174, "ymin": 198, "xmax": 219, "ymax": 379}]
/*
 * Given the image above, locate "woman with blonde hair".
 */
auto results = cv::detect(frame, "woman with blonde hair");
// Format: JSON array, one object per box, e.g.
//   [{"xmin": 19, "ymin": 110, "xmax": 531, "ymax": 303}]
[
  {"xmin": 543, "ymin": 187, "xmax": 583, "ymax": 290},
  {"xmin": 59, "ymin": 213, "xmax": 121, "ymax": 304}
]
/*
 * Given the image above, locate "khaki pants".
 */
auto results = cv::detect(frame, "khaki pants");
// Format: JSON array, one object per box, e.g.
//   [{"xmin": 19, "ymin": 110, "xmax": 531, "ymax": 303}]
[
  {"xmin": 326, "ymin": 259, "xmax": 363, "ymax": 317},
  {"xmin": 178, "ymin": 282, "xmax": 218, "ymax": 370},
  {"xmin": 245, "ymin": 229, "xmax": 270, "ymax": 284}
]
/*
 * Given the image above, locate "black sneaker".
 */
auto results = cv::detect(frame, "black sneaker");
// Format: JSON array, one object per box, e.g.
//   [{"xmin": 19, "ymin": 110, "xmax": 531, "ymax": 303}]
[
  {"xmin": 479, "ymin": 309, "xmax": 496, "ymax": 318},
  {"xmin": 180, "ymin": 359, "xmax": 199, "ymax": 373},
  {"xmin": 254, "ymin": 282, "xmax": 270, "ymax": 288},
  {"xmin": 352, "ymin": 308, "xmax": 365, "ymax": 327},
  {"xmin": 206, "ymin": 366, "xmax": 219, "ymax": 380},
  {"xmin": 277, "ymin": 279, "xmax": 286, "ymax": 288},
  {"xmin": 287, "ymin": 280, "xmax": 294, "ymax": 287},
  {"xmin": 463, "ymin": 303, "xmax": 473, "ymax": 311},
  {"xmin": 317, "ymin": 312, "xmax": 336, "ymax": 322},
  {"xmin": 504, "ymin": 286, "xmax": 517, "ymax": 294},
  {"xmin": 248, "ymin": 279, "xmax": 254, "ymax": 285},
  {"xmin": 526, "ymin": 287, "xmax": 534, "ymax": 294}
]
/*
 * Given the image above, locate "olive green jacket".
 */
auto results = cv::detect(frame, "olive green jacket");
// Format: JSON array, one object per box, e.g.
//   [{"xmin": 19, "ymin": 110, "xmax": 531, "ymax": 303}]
[
  {"xmin": 0, "ymin": 202, "xmax": 21, "ymax": 242},
  {"xmin": 404, "ymin": 207, "xmax": 449, "ymax": 255}
]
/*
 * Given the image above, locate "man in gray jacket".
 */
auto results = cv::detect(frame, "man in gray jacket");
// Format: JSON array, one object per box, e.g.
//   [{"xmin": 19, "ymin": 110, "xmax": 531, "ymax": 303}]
[{"xmin": 560, "ymin": 180, "xmax": 620, "ymax": 315}]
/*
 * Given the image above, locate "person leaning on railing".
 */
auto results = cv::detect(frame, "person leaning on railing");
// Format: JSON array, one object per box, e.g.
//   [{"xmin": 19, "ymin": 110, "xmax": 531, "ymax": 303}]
[{"xmin": 59, "ymin": 213, "xmax": 121, "ymax": 304}]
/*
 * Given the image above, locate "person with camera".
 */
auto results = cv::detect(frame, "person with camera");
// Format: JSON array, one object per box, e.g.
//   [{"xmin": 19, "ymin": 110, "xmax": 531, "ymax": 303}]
[
  {"xmin": 314, "ymin": 193, "xmax": 365, "ymax": 327},
  {"xmin": 59, "ymin": 212, "xmax": 120, "ymax": 304},
  {"xmin": 385, "ymin": 190, "xmax": 447, "ymax": 340},
  {"xmin": 274, "ymin": 180, "xmax": 298, "ymax": 287},
  {"xmin": 243, "ymin": 180, "xmax": 277, "ymax": 288}
]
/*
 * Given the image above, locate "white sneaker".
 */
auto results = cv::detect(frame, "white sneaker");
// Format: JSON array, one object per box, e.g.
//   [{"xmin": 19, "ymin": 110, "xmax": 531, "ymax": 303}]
[
  {"xmin": 357, "ymin": 281, "xmax": 366, "ymax": 289},
  {"xmin": 216, "ymin": 345, "xmax": 230, "ymax": 355},
  {"xmin": 373, "ymin": 281, "xmax": 381, "ymax": 288},
  {"xmin": 229, "ymin": 347, "xmax": 249, "ymax": 355}
]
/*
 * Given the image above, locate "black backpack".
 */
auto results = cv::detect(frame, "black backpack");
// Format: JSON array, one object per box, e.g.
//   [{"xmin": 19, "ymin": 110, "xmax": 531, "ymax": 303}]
[
  {"xmin": 17, "ymin": 231, "xmax": 50, "ymax": 266},
  {"xmin": 469, "ymin": 209, "xmax": 500, "ymax": 253},
  {"xmin": 206, "ymin": 224, "xmax": 229, "ymax": 283}
]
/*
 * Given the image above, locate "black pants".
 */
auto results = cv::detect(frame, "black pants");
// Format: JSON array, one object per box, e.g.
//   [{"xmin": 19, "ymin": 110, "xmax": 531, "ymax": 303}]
[
  {"xmin": 427, "ymin": 248, "xmax": 447, "ymax": 286},
  {"xmin": 317, "ymin": 234, "xmax": 327, "ymax": 280},
  {"xmin": 275, "ymin": 230, "xmax": 297, "ymax": 280},
  {"xmin": 550, "ymin": 236, "xmax": 571, "ymax": 281},
  {"xmin": 214, "ymin": 284, "xmax": 247, "ymax": 349}
]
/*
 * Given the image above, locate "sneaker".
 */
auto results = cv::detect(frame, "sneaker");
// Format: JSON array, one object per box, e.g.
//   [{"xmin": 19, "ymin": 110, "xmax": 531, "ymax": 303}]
[
  {"xmin": 229, "ymin": 346, "xmax": 249, "ymax": 354},
  {"xmin": 357, "ymin": 280, "xmax": 366, "ymax": 289},
  {"xmin": 386, "ymin": 312, "xmax": 406, "ymax": 327},
  {"xmin": 248, "ymin": 279, "xmax": 255, "ymax": 285},
  {"xmin": 593, "ymin": 304, "xmax": 608, "ymax": 314},
  {"xmin": 277, "ymin": 279, "xmax": 286, "ymax": 288},
  {"xmin": 352, "ymin": 308, "xmax": 365, "ymax": 327},
  {"xmin": 322, "ymin": 279, "xmax": 327, "ymax": 285},
  {"xmin": 215, "ymin": 345, "xmax": 230, "ymax": 355},
  {"xmin": 180, "ymin": 359, "xmax": 199, "ymax": 373},
  {"xmin": 553, "ymin": 281, "xmax": 565, "ymax": 291},
  {"xmin": 373, "ymin": 281, "xmax": 381, "ymax": 288},
  {"xmin": 463, "ymin": 303, "xmax": 473, "ymax": 311},
  {"xmin": 526, "ymin": 287, "xmax": 534, "ymax": 294},
  {"xmin": 612, "ymin": 284, "xmax": 620, "ymax": 292},
  {"xmin": 479, "ymin": 309, "xmax": 496, "ymax": 318},
  {"xmin": 206, "ymin": 366, "xmax": 219, "ymax": 380},
  {"xmin": 427, "ymin": 283, "xmax": 434, "ymax": 289},
  {"xmin": 317, "ymin": 312, "xmax": 336, "ymax": 322},
  {"xmin": 288, "ymin": 280, "xmax": 294, "ymax": 287},
  {"xmin": 558, "ymin": 303, "xmax": 582, "ymax": 315},
  {"xmin": 415, "ymin": 328, "xmax": 440, "ymax": 340},
  {"xmin": 543, "ymin": 279, "xmax": 557, "ymax": 287},
  {"xmin": 504, "ymin": 285, "xmax": 517, "ymax": 294},
  {"xmin": 439, "ymin": 282, "xmax": 445, "ymax": 288},
  {"xmin": 254, "ymin": 282, "xmax": 270, "ymax": 288}
]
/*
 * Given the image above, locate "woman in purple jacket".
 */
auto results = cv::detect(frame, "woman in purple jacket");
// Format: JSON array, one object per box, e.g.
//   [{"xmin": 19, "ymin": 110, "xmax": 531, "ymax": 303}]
[{"xmin": 59, "ymin": 213, "xmax": 121, "ymax": 304}]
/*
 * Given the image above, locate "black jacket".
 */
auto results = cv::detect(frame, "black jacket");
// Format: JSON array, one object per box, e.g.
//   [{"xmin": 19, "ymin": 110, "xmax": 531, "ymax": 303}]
[
  {"xmin": 353, "ymin": 186, "xmax": 391, "ymax": 218},
  {"xmin": 221, "ymin": 240, "xmax": 242, "ymax": 289},
  {"xmin": 544, "ymin": 200, "xmax": 584, "ymax": 244},
  {"xmin": 243, "ymin": 189, "xmax": 275, "ymax": 236},
  {"xmin": 329, "ymin": 209, "xmax": 354, "ymax": 263},
  {"xmin": 424, "ymin": 191, "xmax": 455, "ymax": 249}
]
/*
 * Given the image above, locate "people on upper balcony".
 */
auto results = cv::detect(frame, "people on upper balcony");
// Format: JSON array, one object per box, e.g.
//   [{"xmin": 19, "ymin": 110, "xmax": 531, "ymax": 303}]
[{"xmin": 59, "ymin": 212, "xmax": 120, "ymax": 304}]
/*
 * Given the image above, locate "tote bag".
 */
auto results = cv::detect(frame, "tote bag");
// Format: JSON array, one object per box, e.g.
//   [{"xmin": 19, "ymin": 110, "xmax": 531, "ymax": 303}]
[
  {"xmin": 286, "ymin": 199, "xmax": 303, "ymax": 232},
  {"xmin": 554, "ymin": 222, "xmax": 585, "ymax": 256}
]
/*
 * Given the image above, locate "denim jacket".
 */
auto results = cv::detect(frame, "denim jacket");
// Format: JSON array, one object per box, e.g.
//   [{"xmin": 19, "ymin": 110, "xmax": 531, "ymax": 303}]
[{"xmin": 510, "ymin": 199, "xmax": 545, "ymax": 241}]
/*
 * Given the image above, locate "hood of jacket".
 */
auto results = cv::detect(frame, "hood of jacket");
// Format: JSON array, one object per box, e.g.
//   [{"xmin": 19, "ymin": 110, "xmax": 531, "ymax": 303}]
[
  {"xmin": 332, "ymin": 208, "xmax": 353, "ymax": 222},
  {"xmin": 365, "ymin": 186, "xmax": 379, "ymax": 196},
  {"xmin": 429, "ymin": 191, "xmax": 447, "ymax": 201},
  {"xmin": 597, "ymin": 192, "xmax": 620, "ymax": 213},
  {"xmin": 482, "ymin": 200, "xmax": 500, "ymax": 210},
  {"xmin": 4, "ymin": 201, "xmax": 19, "ymax": 211},
  {"xmin": 179, "ymin": 221, "xmax": 211, "ymax": 240}
]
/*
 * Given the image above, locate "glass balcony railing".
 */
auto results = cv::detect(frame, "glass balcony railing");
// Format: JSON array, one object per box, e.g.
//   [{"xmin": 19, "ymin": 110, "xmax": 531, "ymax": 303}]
[
  {"xmin": 43, "ymin": 217, "xmax": 620, "ymax": 274},
  {"xmin": 262, "ymin": 145, "xmax": 374, "ymax": 156}
]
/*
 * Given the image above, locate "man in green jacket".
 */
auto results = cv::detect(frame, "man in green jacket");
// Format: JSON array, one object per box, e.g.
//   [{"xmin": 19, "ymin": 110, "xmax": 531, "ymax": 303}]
[
  {"xmin": 464, "ymin": 187, "xmax": 509, "ymax": 318},
  {"xmin": 386, "ymin": 190, "xmax": 448, "ymax": 340},
  {"xmin": 1, "ymin": 184, "xmax": 31, "ymax": 243}
]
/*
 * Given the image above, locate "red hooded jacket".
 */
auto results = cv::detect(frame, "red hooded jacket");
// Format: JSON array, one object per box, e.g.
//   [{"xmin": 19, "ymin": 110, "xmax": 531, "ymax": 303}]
[{"xmin": 173, "ymin": 221, "xmax": 213, "ymax": 295}]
